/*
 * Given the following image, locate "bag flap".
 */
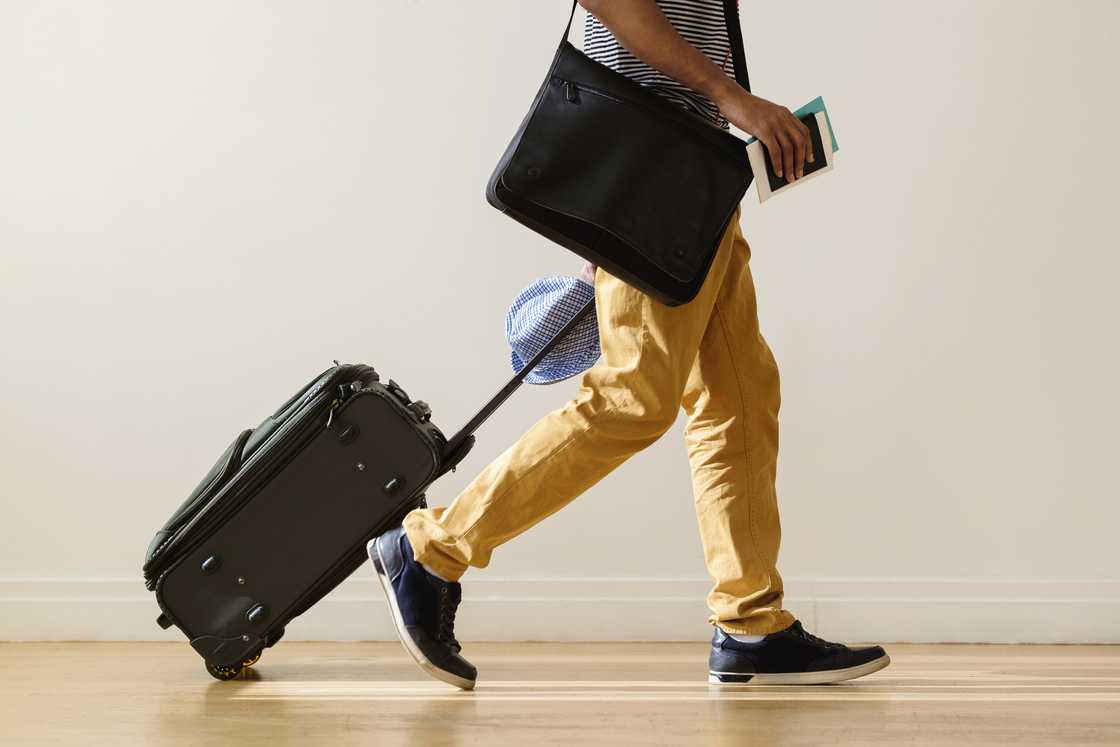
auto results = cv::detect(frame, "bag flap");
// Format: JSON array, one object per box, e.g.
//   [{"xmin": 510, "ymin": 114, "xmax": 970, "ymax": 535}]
[{"xmin": 500, "ymin": 43, "xmax": 750, "ymax": 284}]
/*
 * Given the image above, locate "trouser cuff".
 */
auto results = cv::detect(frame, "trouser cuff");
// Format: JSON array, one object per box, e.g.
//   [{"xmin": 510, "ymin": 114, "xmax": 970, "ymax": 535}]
[
  {"xmin": 711, "ymin": 610, "xmax": 796, "ymax": 637},
  {"xmin": 402, "ymin": 510, "xmax": 470, "ymax": 582}
]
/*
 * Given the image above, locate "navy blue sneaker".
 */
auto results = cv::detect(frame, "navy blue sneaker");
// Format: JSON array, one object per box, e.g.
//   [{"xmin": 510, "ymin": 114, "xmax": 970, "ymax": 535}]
[
  {"xmin": 367, "ymin": 527, "xmax": 477, "ymax": 690},
  {"xmin": 709, "ymin": 620, "xmax": 890, "ymax": 685}
]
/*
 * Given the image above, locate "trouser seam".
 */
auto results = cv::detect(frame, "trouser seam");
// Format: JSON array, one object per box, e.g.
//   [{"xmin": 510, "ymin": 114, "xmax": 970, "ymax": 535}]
[{"xmin": 711, "ymin": 299, "xmax": 773, "ymax": 598}]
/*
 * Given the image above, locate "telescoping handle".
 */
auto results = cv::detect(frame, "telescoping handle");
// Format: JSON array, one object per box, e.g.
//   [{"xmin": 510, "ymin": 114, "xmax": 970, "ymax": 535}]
[{"xmin": 440, "ymin": 295, "xmax": 597, "ymax": 472}]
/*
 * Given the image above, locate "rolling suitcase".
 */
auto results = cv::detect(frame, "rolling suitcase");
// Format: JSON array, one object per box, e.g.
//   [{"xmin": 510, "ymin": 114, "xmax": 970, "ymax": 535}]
[{"xmin": 142, "ymin": 297, "xmax": 595, "ymax": 680}]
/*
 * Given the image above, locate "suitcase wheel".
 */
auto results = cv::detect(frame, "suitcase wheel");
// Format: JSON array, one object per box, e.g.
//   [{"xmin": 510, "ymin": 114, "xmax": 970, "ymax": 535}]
[
  {"xmin": 204, "ymin": 649, "xmax": 263, "ymax": 681},
  {"xmin": 205, "ymin": 661, "xmax": 242, "ymax": 681}
]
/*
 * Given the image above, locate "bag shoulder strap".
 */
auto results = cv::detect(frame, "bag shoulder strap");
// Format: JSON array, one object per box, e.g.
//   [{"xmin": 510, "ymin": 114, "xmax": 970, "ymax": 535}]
[
  {"xmin": 722, "ymin": 0, "xmax": 751, "ymax": 92},
  {"xmin": 560, "ymin": 0, "xmax": 578, "ymax": 47}
]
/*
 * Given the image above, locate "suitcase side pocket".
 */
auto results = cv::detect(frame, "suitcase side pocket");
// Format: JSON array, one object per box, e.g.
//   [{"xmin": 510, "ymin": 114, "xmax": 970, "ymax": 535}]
[{"xmin": 143, "ymin": 428, "xmax": 253, "ymax": 578}]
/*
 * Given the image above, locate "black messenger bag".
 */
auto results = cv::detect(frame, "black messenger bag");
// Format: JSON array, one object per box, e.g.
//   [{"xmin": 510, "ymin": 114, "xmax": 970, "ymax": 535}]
[{"xmin": 487, "ymin": 0, "xmax": 755, "ymax": 307}]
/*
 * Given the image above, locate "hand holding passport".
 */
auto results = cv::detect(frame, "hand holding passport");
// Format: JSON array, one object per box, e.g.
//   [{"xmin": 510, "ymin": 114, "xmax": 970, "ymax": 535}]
[{"xmin": 744, "ymin": 96, "xmax": 838, "ymax": 203}]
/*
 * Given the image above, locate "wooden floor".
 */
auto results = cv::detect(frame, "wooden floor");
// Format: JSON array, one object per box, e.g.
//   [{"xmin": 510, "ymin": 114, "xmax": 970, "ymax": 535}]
[{"xmin": 2, "ymin": 642, "xmax": 1118, "ymax": 746}]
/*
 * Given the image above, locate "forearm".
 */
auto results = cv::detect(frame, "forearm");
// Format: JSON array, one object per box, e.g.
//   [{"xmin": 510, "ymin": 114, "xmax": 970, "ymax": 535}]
[{"xmin": 577, "ymin": 0, "xmax": 741, "ymax": 107}]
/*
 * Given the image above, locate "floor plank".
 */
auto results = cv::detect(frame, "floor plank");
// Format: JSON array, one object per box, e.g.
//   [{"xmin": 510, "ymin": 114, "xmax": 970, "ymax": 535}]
[{"xmin": 1, "ymin": 642, "xmax": 1118, "ymax": 745}]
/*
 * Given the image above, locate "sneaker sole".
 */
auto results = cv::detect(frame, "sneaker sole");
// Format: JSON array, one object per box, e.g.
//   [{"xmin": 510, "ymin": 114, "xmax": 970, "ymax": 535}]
[
  {"xmin": 367, "ymin": 537, "xmax": 476, "ymax": 691},
  {"xmin": 709, "ymin": 653, "xmax": 891, "ymax": 685}
]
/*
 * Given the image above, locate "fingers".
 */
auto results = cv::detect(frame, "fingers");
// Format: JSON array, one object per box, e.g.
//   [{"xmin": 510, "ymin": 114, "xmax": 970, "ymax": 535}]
[
  {"xmin": 778, "ymin": 131, "xmax": 796, "ymax": 184},
  {"xmin": 758, "ymin": 106, "xmax": 813, "ymax": 184},
  {"xmin": 579, "ymin": 261, "xmax": 598, "ymax": 284},
  {"xmin": 781, "ymin": 110, "xmax": 810, "ymax": 182},
  {"xmin": 794, "ymin": 119, "xmax": 811, "ymax": 179},
  {"xmin": 778, "ymin": 112, "xmax": 812, "ymax": 183},
  {"xmin": 763, "ymin": 136, "xmax": 783, "ymax": 179}
]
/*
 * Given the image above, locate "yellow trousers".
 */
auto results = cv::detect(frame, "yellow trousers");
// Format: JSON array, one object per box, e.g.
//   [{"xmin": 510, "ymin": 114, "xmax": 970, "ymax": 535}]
[{"xmin": 404, "ymin": 207, "xmax": 795, "ymax": 635}]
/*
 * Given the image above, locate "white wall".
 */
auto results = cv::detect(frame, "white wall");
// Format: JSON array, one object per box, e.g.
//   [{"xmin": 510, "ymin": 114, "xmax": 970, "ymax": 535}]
[{"xmin": 1, "ymin": 0, "xmax": 1117, "ymax": 643}]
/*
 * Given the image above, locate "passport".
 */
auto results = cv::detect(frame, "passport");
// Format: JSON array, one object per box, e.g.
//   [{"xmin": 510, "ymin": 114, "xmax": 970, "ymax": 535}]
[{"xmin": 744, "ymin": 96, "xmax": 837, "ymax": 203}]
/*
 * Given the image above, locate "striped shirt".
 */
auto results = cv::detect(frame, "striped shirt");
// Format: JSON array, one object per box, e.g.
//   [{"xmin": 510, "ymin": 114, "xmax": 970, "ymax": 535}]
[{"xmin": 583, "ymin": 0, "xmax": 738, "ymax": 129}]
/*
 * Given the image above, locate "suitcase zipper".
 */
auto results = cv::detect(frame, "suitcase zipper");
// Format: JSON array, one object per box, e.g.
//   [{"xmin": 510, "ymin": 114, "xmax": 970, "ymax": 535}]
[
  {"xmin": 325, "ymin": 380, "xmax": 364, "ymax": 430},
  {"xmin": 184, "ymin": 386, "xmax": 345, "ymax": 541},
  {"xmin": 152, "ymin": 388, "xmax": 335, "ymax": 578}
]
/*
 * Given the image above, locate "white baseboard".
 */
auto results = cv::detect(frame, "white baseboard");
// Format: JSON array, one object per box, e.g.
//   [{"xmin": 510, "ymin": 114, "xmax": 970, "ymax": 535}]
[{"xmin": 1, "ymin": 577, "xmax": 1117, "ymax": 643}]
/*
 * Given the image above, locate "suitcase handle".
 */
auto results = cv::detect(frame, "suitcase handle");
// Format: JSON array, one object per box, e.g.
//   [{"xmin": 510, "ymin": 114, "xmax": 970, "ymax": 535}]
[{"xmin": 440, "ymin": 295, "xmax": 596, "ymax": 466}]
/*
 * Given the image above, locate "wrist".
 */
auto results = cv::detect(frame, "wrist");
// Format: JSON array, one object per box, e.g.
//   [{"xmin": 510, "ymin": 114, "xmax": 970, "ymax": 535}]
[{"xmin": 707, "ymin": 76, "xmax": 745, "ymax": 109}]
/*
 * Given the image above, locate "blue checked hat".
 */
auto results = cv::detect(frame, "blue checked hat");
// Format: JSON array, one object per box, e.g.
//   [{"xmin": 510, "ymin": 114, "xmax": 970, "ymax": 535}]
[{"xmin": 506, "ymin": 275, "xmax": 601, "ymax": 385}]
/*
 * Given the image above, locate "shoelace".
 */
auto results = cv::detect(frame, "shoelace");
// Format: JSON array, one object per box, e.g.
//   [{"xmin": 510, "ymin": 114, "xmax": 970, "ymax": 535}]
[
  {"xmin": 791, "ymin": 622, "xmax": 844, "ymax": 649},
  {"xmin": 436, "ymin": 584, "xmax": 462, "ymax": 652}
]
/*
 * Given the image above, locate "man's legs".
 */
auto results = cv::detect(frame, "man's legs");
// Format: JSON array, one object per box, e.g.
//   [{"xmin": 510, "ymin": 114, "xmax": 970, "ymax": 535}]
[
  {"xmin": 376, "ymin": 209, "xmax": 889, "ymax": 687},
  {"xmin": 678, "ymin": 223, "xmax": 890, "ymax": 684},
  {"xmin": 680, "ymin": 220, "xmax": 795, "ymax": 637},
  {"xmin": 403, "ymin": 209, "xmax": 745, "ymax": 581}
]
